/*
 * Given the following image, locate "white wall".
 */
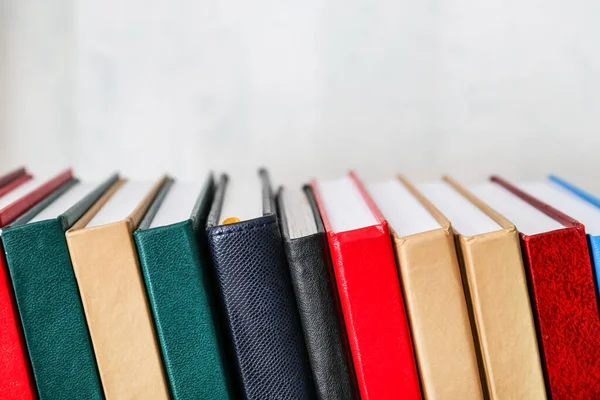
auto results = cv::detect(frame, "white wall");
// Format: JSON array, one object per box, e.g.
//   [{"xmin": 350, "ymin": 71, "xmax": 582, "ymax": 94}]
[{"xmin": 2, "ymin": 1, "xmax": 600, "ymax": 190}]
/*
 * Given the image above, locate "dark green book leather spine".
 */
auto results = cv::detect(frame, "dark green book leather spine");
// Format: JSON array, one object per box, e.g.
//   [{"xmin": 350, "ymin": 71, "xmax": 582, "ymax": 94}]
[
  {"xmin": 1, "ymin": 175, "xmax": 118, "ymax": 400},
  {"xmin": 135, "ymin": 177, "xmax": 232, "ymax": 400}
]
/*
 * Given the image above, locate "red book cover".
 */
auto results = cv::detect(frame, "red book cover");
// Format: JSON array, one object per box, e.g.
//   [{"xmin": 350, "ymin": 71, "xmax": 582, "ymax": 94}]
[
  {"xmin": 491, "ymin": 176, "xmax": 600, "ymax": 399},
  {"xmin": 312, "ymin": 172, "xmax": 421, "ymax": 400},
  {"xmin": 0, "ymin": 169, "xmax": 73, "ymax": 399},
  {"xmin": 0, "ymin": 167, "xmax": 33, "ymax": 198}
]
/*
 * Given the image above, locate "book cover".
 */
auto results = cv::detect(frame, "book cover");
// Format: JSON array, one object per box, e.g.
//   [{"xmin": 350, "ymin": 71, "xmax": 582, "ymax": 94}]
[
  {"xmin": 205, "ymin": 170, "xmax": 314, "ymax": 399},
  {"xmin": 311, "ymin": 172, "xmax": 421, "ymax": 400},
  {"xmin": 490, "ymin": 176, "xmax": 600, "ymax": 398},
  {"xmin": 278, "ymin": 185, "xmax": 355, "ymax": 400},
  {"xmin": 0, "ymin": 169, "xmax": 74, "ymax": 399},
  {"xmin": 389, "ymin": 177, "xmax": 483, "ymax": 399},
  {"xmin": 2, "ymin": 174, "xmax": 118, "ymax": 399},
  {"xmin": 134, "ymin": 176, "xmax": 233, "ymax": 400},
  {"xmin": 429, "ymin": 177, "xmax": 547, "ymax": 399},
  {"xmin": 66, "ymin": 177, "xmax": 170, "ymax": 400}
]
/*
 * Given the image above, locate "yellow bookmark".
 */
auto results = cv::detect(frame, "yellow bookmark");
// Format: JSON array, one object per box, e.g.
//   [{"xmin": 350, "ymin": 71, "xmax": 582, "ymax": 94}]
[{"xmin": 222, "ymin": 217, "xmax": 241, "ymax": 225}]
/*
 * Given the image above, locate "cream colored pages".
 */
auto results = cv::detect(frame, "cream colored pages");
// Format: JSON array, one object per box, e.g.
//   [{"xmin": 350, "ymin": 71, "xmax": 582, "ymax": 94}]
[{"xmin": 66, "ymin": 177, "xmax": 169, "ymax": 400}]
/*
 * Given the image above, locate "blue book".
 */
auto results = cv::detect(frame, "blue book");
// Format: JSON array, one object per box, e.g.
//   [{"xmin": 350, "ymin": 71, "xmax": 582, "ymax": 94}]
[{"xmin": 549, "ymin": 175, "xmax": 600, "ymax": 303}]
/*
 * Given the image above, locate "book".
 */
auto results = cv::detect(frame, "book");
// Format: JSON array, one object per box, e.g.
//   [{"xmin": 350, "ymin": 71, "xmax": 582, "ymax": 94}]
[
  {"xmin": 367, "ymin": 176, "xmax": 483, "ymax": 399},
  {"xmin": 0, "ymin": 167, "xmax": 33, "ymax": 198},
  {"xmin": 134, "ymin": 175, "xmax": 233, "ymax": 400},
  {"xmin": 419, "ymin": 177, "xmax": 546, "ymax": 399},
  {"xmin": 277, "ymin": 185, "xmax": 356, "ymax": 400},
  {"xmin": 548, "ymin": 174, "xmax": 600, "ymax": 302},
  {"xmin": 473, "ymin": 176, "xmax": 600, "ymax": 398},
  {"xmin": 205, "ymin": 169, "xmax": 314, "ymax": 399},
  {"xmin": 2, "ymin": 174, "xmax": 118, "ymax": 399},
  {"xmin": 311, "ymin": 172, "xmax": 421, "ymax": 400},
  {"xmin": 0, "ymin": 169, "xmax": 73, "ymax": 399},
  {"xmin": 65, "ymin": 177, "xmax": 170, "ymax": 399}
]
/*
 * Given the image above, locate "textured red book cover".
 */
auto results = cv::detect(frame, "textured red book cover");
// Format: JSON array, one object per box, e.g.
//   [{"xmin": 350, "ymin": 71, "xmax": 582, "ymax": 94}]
[
  {"xmin": 312, "ymin": 173, "xmax": 421, "ymax": 400},
  {"xmin": 491, "ymin": 176, "xmax": 600, "ymax": 398},
  {"xmin": 0, "ymin": 169, "xmax": 73, "ymax": 399}
]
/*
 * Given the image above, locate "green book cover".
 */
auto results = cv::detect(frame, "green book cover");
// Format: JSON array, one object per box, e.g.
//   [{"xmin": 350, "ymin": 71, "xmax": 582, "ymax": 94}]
[
  {"xmin": 1, "ymin": 174, "xmax": 118, "ymax": 400},
  {"xmin": 134, "ymin": 175, "xmax": 232, "ymax": 400}
]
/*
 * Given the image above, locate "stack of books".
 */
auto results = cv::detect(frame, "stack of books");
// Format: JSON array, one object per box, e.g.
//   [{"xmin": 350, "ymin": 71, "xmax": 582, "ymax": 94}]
[{"xmin": 0, "ymin": 166, "xmax": 598, "ymax": 400}]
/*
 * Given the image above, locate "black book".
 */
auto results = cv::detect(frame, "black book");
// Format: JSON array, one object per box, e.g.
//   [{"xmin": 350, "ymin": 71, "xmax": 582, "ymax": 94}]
[
  {"xmin": 205, "ymin": 169, "xmax": 315, "ymax": 399},
  {"xmin": 277, "ymin": 185, "xmax": 356, "ymax": 400}
]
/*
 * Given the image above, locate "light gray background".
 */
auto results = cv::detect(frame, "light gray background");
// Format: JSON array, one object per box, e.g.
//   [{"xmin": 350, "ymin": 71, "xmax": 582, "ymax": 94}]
[{"xmin": 2, "ymin": 1, "xmax": 600, "ymax": 189}]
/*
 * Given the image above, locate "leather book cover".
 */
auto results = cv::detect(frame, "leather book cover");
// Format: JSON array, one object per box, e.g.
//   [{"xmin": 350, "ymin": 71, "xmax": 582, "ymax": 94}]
[
  {"xmin": 134, "ymin": 175, "xmax": 233, "ymax": 400},
  {"xmin": 0, "ymin": 169, "xmax": 73, "ymax": 400},
  {"xmin": 549, "ymin": 175, "xmax": 600, "ymax": 304},
  {"xmin": 311, "ymin": 172, "xmax": 421, "ymax": 400},
  {"xmin": 277, "ymin": 185, "xmax": 355, "ymax": 400},
  {"xmin": 391, "ymin": 176, "xmax": 483, "ymax": 399},
  {"xmin": 205, "ymin": 170, "xmax": 314, "ymax": 400},
  {"xmin": 66, "ymin": 177, "xmax": 170, "ymax": 400},
  {"xmin": 490, "ymin": 176, "xmax": 600, "ymax": 399},
  {"xmin": 442, "ymin": 177, "xmax": 547, "ymax": 400},
  {"xmin": 2, "ymin": 174, "xmax": 119, "ymax": 400},
  {"xmin": 0, "ymin": 167, "xmax": 32, "ymax": 198}
]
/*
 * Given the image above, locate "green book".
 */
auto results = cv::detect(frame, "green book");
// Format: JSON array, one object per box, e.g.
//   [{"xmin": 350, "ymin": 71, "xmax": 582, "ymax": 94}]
[
  {"xmin": 134, "ymin": 175, "xmax": 232, "ymax": 400},
  {"xmin": 1, "ymin": 174, "xmax": 119, "ymax": 400}
]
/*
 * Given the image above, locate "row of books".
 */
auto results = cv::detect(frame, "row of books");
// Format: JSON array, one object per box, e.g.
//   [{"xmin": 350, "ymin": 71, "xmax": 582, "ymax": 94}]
[{"xmin": 0, "ymin": 167, "xmax": 598, "ymax": 399}]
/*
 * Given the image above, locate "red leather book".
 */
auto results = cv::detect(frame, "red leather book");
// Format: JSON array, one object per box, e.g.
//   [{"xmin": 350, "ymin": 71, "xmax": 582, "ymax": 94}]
[
  {"xmin": 490, "ymin": 176, "xmax": 600, "ymax": 399},
  {"xmin": 311, "ymin": 172, "xmax": 421, "ymax": 400},
  {"xmin": 0, "ymin": 169, "xmax": 74, "ymax": 399},
  {"xmin": 0, "ymin": 167, "xmax": 33, "ymax": 198}
]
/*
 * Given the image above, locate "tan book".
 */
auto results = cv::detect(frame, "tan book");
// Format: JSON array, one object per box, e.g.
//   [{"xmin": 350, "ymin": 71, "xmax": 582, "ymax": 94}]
[
  {"xmin": 418, "ymin": 177, "xmax": 546, "ymax": 400},
  {"xmin": 368, "ymin": 177, "xmax": 483, "ymax": 400},
  {"xmin": 66, "ymin": 177, "xmax": 170, "ymax": 400}
]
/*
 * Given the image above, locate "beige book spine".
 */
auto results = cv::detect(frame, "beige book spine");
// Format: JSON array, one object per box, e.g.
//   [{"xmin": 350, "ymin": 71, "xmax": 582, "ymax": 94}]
[
  {"xmin": 457, "ymin": 220, "xmax": 546, "ymax": 400},
  {"xmin": 441, "ymin": 176, "xmax": 547, "ymax": 399},
  {"xmin": 394, "ymin": 229, "xmax": 483, "ymax": 399},
  {"xmin": 66, "ymin": 177, "xmax": 169, "ymax": 399}
]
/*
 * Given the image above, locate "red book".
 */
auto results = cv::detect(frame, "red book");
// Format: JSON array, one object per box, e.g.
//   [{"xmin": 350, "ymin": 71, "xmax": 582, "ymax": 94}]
[
  {"xmin": 489, "ymin": 176, "xmax": 600, "ymax": 399},
  {"xmin": 0, "ymin": 167, "xmax": 33, "ymax": 198},
  {"xmin": 0, "ymin": 169, "xmax": 73, "ymax": 399},
  {"xmin": 312, "ymin": 172, "xmax": 421, "ymax": 400}
]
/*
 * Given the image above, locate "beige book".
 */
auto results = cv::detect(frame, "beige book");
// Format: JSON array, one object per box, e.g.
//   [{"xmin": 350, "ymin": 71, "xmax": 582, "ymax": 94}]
[
  {"xmin": 66, "ymin": 177, "xmax": 169, "ymax": 400},
  {"xmin": 418, "ymin": 177, "xmax": 546, "ymax": 400},
  {"xmin": 368, "ymin": 177, "xmax": 483, "ymax": 400}
]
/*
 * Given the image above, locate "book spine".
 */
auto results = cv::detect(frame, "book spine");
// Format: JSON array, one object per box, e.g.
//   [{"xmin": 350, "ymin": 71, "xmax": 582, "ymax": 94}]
[
  {"xmin": 284, "ymin": 233, "xmax": 355, "ymax": 400},
  {"xmin": 459, "ymin": 229, "xmax": 546, "ymax": 399},
  {"xmin": 3, "ymin": 220, "xmax": 103, "ymax": 400},
  {"xmin": 521, "ymin": 228, "xmax": 600, "ymax": 398},
  {"xmin": 135, "ymin": 222, "xmax": 232, "ymax": 400},
  {"xmin": 394, "ymin": 230, "xmax": 483, "ymax": 399},
  {"xmin": 329, "ymin": 226, "xmax": 421, "ymax": 400},
  {"xmin": 67, "ymin": 222, "xmax": 170, "ymax": 399},
  {"xmin": 206, "ymin": 215, "xmax": 314, "ymax": 400}
]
